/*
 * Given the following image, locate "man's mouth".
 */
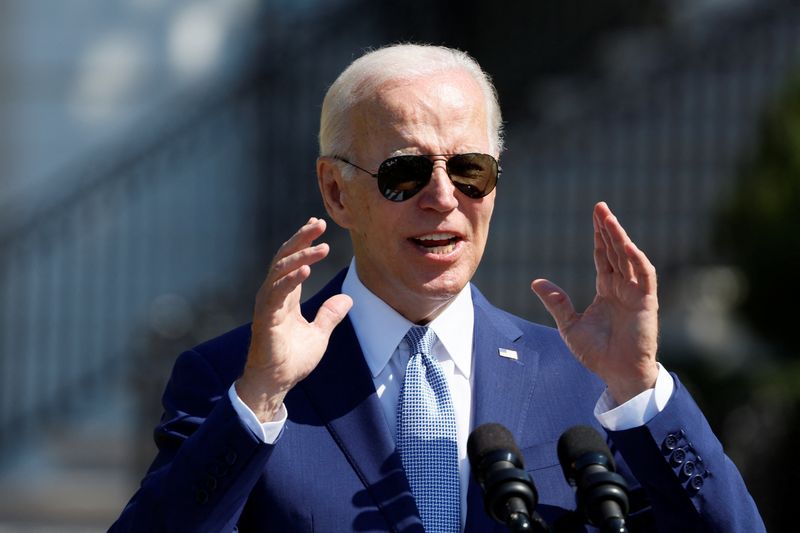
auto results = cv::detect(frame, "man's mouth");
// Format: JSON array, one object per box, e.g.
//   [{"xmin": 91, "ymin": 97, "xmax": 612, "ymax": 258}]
[{"xmin": 409, "ymin": 233, "xmax": 461, "ymax": 254}]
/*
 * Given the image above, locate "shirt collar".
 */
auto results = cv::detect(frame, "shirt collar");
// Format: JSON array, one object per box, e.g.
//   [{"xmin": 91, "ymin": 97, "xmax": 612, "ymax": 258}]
[{"xmin": 341, "ymin": 258, "xmax": 474, "ymax": 380}]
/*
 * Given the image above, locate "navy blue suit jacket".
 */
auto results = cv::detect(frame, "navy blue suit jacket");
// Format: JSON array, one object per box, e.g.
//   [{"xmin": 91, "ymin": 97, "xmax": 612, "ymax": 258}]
[{"xmin": 112, "ymin": 270, "xmax": 763, "ymax": 532}]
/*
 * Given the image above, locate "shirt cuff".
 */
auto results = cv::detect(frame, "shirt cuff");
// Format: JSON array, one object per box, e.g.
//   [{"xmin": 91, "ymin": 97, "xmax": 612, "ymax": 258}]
[
  {"xmin": 594, "ymin": 363, "xmax": 674, "ymax": 431},
  {"xmin": 228, "ymin": 383, "xmax": 288, "ymax": 444}
]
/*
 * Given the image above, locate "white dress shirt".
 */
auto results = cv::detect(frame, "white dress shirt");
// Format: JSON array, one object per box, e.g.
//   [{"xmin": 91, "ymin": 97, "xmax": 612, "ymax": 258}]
[
  {"xmin": 229, "ymin": 259, "xmax": 674, "ymax": 528},
  {"xmin": 341, "ymin": 260, "xmax": 475, "ymax": 526}
]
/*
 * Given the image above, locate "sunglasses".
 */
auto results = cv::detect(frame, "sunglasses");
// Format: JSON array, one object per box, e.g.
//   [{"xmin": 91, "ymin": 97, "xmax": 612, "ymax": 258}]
[{"xmin": 334, "ymin": 153, "xmax": 501, "ymax": 202}]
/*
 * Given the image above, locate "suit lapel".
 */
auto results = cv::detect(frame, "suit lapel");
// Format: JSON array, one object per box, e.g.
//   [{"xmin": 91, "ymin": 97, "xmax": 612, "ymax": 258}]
[
  {"xmin": 297, "ymin": 275, "xmax": 544, "ymax": 532},
  {"xmin": 465, "ymin": 287, "xmax": 542, "ymax": 532},
  {"xmin": 299, "ymin": 271, "xmax": 422, "ymax": 532},
  {"xmin": 469, "ymin": 286, "xmax": 540, "ymax": 436}
]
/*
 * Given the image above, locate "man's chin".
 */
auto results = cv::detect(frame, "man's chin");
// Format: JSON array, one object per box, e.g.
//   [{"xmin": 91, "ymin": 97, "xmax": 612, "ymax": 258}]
[{"xmin": 413, "ymin": 271, "xmax": 471, "ymax": 303}]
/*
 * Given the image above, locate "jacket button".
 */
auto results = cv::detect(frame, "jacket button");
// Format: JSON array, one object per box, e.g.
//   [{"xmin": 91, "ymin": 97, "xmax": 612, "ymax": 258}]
[
  {"xmin": 195, "ymin": 489, "xmax": 209, "ymax": 504},
  {"xmin": 680, "ymin": 461, "xmax": 696, "ymax": 479},
  {"xmin": 688, "ymin": 475, "xmax": 704, "ymax": 493},
  {"xmin": 205, "ymin": 475, "xmax": 218, "ymax": 491},
  {"xmin": 209, "ymin": 463, "xmax": 229, "ymax": 477},
  {"xmin": 670, "ymin": 448, "xmax": 686, "ymax": 466},
  {"xmin": 662, "ymin": 433, "xmax": 679, "ymax": 452},
  {"xmin": 225, "ymin": 450, "xmax": 238, "ymax": 465}
]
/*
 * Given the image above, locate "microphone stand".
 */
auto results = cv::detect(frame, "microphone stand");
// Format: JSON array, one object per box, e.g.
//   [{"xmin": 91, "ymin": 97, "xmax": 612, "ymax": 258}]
[{"xmin": 504, "ymin": 509, "xmax": 551, "ymax": 533}]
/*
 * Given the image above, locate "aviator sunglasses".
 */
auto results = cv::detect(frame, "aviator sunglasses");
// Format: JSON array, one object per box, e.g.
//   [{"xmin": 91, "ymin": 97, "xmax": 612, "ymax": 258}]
[{"xmin": 334, "ymin": 153, "xmax": 501, "ymax": 202}]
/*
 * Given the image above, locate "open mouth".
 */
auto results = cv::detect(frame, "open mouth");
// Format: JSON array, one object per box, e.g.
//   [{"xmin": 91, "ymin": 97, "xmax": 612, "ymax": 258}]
[{"xmin": 409, "ymin": 233, "xmax": 461, "ymax": 254}]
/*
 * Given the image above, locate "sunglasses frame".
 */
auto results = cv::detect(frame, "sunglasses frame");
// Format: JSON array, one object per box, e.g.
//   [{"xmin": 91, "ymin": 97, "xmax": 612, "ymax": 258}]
[{"xmin": 334, "ymin": 153, "xmax": 501, "ymax": 202}]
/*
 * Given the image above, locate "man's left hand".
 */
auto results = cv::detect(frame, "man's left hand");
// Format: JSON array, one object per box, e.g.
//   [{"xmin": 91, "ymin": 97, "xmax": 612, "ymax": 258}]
[{"xmin": 531, "ymin": 201, "xmax": 659, "ymax": 405}]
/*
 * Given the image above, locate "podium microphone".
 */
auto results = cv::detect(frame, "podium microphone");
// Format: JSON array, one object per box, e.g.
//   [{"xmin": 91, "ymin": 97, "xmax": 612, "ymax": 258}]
[
  {"xmin": 557, "ymin": 426, "xmax": 630, "ymax": 533},
  {"xmin": 467, "ymin": 423, "xmax": 549, "ymax": 532}
]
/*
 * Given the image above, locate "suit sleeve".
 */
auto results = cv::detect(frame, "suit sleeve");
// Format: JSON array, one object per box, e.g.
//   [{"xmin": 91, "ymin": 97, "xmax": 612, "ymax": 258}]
[
  {"xmin": 607, "ymin": 374, "xmax": 765, "ymax": 532},
  {"xmin": 109, "ymin": 349, "xmax": 273, "ymax": 532}
]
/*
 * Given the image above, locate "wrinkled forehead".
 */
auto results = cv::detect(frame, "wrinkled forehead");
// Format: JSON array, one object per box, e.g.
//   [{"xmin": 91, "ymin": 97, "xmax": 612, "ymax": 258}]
[{"xmin": 348, "ymin": 71, "xmax": 491, "ymax": 159}]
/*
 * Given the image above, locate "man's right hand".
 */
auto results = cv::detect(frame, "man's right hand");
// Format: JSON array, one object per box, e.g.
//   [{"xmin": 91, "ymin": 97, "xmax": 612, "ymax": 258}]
[{"xmin": 235, "ymin": 217, "xmax": 353, "ymax": 423}]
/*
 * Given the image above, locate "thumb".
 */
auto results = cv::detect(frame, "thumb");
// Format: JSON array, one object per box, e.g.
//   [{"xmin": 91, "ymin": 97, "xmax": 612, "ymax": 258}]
[
  {"xmin": 313, "ymin": 293, "xmax": 353, "ymax": 336},
  {"xmin": 531, "ymin": 279, "xmax": 577, "ymax": 330}
]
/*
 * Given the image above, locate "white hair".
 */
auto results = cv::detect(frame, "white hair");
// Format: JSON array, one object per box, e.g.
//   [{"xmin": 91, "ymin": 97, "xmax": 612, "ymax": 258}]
[{"xmin": 319, "ymin": 43, "xmax": 504, "ymax": 165}]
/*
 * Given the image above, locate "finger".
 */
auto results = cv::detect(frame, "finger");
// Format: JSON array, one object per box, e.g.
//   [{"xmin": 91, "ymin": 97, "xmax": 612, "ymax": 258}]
[
  {"xmin": 624, "ymin": 241, "xmax": 657, "ymax": 294},
  {"xmin": 592, "ymin": 210, "xmax": 613, "ymax": 274},
  {"xmin": 594, "ymin": 201, "xmax": 612, "ymax": 219},
  {"xmin": 274, "ymin": 218, "xmax": 327, "ymax": 266},
  {"xmin": 313, "ymin": 294, "xmax": 353, "ymax": 336},
  {"xmin": 267, "ymin": 265, "xmax": 311, "ymax": 307},
  {"xmin": 601, "ymin": 213, "xmax": 635, "ymax": 280},
  {"xmin": 593, "ymin": 201, "xmax": 613, "ymax": 237},
  {"xmin": 266, "ymin": 218, "xmax": 327, "ymax": 284},
  {"xmin": 259, "ymin": 263, "xmax": 312, "ymax": 311},
  {"xmin": 267, "ymin": 241, "xmax": 332, "ymax": 298},
  {"xmin": 531, "ymin": 279, "xmax": 578, "ymax": 331},
  {"xmin": 593, "ymin": 229, "xmax": 614, "ymax": 296},
  {"xmin": 593, "ymin": 226, "xmax": 614, "ymax": 275},
  {"xmin": 595, "ymin": 210, "xmax": 621, "ymax": 275},
  {"xmin": 270, "ymin": 242, "xmax": 330, "ymax": 283}
]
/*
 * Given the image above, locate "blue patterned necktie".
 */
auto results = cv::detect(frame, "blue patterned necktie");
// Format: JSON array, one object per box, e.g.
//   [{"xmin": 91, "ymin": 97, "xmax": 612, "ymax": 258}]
[{"xmin": 396, "ymin": 326, "xmax": 460, "ymax": 532}]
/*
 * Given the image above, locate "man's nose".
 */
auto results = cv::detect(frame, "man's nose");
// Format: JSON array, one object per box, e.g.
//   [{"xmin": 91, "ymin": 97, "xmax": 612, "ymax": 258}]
[{"xmin": 418, "ymin": 163, "xmax": 458, "ymax": 211}]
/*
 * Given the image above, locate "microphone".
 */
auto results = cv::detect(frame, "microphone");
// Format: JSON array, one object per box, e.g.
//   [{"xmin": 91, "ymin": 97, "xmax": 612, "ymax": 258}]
[
  {"xmin": 557, "ymin": 426, "xmax": 630, "ymax": 533},
  {"xmin": 467, "ymin": 423, "xmax": 547, "ymax": 532}
]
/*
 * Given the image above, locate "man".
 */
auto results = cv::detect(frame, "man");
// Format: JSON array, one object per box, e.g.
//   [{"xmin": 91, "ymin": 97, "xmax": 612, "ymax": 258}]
[{"xmin": 112, "ymin": 44, "xmax": 763, "ymax": 532}]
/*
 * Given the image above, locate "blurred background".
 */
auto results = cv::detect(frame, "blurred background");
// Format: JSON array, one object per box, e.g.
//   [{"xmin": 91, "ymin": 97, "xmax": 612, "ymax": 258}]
[{"xmin": 0, "ymin": 0, "xmax": 798, "ymax": 530}]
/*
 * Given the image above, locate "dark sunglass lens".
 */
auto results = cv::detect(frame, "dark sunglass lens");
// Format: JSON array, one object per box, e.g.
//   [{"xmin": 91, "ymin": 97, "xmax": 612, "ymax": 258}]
[
  {"xmin": 377, "ymin": 156, "xmax": 432, "ymax": 201},
  {"xmin": 447, "ymin": 154, "xmax": 497, "ymax": 198}
]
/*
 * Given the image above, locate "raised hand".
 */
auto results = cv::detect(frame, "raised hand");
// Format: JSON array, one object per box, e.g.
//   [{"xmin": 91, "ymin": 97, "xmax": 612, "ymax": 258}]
[
  {"xmin": 531, "ymin": 202, "xmax": 659, "ymax": 404},
  {"xmin": 236, "ymin": 217, "xmax": 353, "ymax": 422}
]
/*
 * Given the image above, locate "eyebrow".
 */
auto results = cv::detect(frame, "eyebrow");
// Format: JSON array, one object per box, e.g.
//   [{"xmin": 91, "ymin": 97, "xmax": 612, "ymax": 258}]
[{"xmin": 386, "ymin": 149, "xmax": 480, "ymax": 157}]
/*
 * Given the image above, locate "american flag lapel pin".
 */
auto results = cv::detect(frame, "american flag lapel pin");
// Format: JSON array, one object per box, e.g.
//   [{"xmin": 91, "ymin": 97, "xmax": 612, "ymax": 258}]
[{"xmin": 498, "ymin": 348, "xmax": 518, "ymax": 360}]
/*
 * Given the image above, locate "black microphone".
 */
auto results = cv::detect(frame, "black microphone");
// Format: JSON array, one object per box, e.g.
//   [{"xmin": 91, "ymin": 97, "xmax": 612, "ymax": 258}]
[
  {"xmin": 557, "ymin": 425, "xmax": 630, "ymax": 533},
  {"xmin": 467, "ymin": 423, "xmax": 547, "ymax": 532}
]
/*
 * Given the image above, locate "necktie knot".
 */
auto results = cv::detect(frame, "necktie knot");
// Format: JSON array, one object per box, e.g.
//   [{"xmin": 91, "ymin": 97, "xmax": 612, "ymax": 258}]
[{"xmin": 405, "ymin": 325, "xmax": 436, "ymax": 357}]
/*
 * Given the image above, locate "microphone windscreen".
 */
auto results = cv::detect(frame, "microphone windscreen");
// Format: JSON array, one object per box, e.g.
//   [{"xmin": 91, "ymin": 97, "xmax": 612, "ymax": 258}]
[
  {"xmin": 557, "ymin": 425, "xmax": 615, "ymax": 473},
  {"xmin": 467, "ymin": 423, "xmax": 523, "ymax": 467}
]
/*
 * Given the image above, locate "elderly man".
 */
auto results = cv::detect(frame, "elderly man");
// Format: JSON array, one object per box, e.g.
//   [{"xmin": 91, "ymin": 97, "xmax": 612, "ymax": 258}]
[{"xmin": 112, "ymin": 44, "xmax": 763, "ymax": 532}]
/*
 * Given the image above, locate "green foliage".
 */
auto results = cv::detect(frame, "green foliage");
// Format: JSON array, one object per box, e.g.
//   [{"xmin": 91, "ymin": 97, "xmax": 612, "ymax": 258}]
[{"xmin": 717, "ymin": 73, "xmax": 800, "ymax": 356}]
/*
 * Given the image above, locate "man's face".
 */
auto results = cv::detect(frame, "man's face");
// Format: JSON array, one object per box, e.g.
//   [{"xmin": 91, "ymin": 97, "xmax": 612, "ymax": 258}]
[{"xmin": 339, "ymin": 69, "xmax": 496, "ymax": 322}]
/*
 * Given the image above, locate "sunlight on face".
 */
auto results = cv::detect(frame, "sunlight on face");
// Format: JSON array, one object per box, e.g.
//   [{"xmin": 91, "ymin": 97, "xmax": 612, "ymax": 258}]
[{"xmin": 341, "ymin": 69, "xmax": 496, "ymax": 322}]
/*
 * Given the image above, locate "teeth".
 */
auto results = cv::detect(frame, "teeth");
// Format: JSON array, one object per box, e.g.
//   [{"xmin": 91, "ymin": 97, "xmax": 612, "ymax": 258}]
[
  {"xmin": 424, "ymin": 243, "xmax": 457, "ymax": 254},
  {"xmin": 417, "ymin": 233, "xmax": 456, "ymax": 241}
]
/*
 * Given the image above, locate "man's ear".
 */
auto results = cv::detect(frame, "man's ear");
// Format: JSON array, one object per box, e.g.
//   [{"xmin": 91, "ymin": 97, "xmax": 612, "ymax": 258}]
[{"xmin": 317, "ymin": 157, "xmax": 353, "ymax": 229}]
